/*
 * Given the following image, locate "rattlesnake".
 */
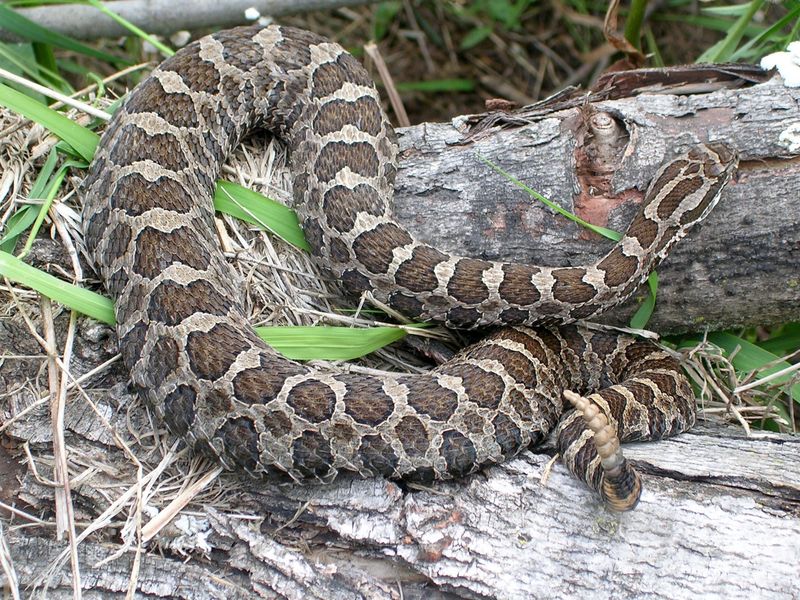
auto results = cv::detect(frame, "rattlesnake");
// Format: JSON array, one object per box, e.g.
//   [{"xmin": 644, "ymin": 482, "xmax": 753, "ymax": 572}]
[{"xmin": 80, "ymin": 24, "xmax": 737, "ymax": 510}]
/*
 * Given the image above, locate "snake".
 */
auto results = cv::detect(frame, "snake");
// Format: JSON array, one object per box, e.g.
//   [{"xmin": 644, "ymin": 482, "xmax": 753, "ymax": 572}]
[{"xmin": 80, "ymin": 24, "xmax": 737, "ymax": 511}]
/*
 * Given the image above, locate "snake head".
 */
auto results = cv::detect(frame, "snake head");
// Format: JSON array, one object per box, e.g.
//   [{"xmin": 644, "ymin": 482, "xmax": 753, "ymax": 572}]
[{"xmin": 697, "ymin": 142, "xmax": 739, "ymax": 179}]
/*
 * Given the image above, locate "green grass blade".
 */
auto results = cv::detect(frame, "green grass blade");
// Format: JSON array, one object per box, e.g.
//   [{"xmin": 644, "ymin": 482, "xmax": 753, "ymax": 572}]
[
  {"xmin": 255, "ymin": 325, "xmax": 407, "ymax": 360},
  {"xmin": 624, "ymin": 0, "xmax": 648, "ymax": 49},
  {"xmin": 395, "ymin": 79, "xmax": 475, "ymax": 93},
  {"xmin": 32, "ymin": 40, "xmax": 71, "ymax": 93},
  {"xmin": 629, "ymin": 272, "xmax": 658, "ymax": 329},
  {"xmin": 214, "ymin": 180, "xmax": 310, "ymax": 251},
  {"xmin": 696, "ymin": 0, "xmax": 766, "ymax": 62},
  {"xmin": 84, "ymin": 0, "xmax": 174, "ymax": 57},
  {"xmin": 730, "ymin": 5, "xmax": 800, "ymax": 61},
  {"xmin": 653, "ymin": 13, "xmax": 764, "ymax": 37},
  {"xmin": 372, "ymin": 1, "xmax": 402, "ymax": 41},
  {"xmin": 0, "ymin": 207, "xmax": 38, "ymax": 253},
  {"xmin": 1, "ymin": 143, "xmax": 68, "ymax": 255},
  {"xmin": 0, "ymin": 3, "xmax": 124, "ymax": 65},
  {"xmin": 0, "ymin": 41, "xmax": 68, "ymax": 92},
  {"xmin": 0, "ymin": 82, "xmax": 98, "ymax": 160},
  {"xmin": 758, "ymin": 324, "xmax": 800, "ymax": 355},
  {"xmin": 0, "ymin": 250, "xmax": 115, "ymax": 325},
  {"xmin": 30, "ymin": 144, "xmax": 61, "ymax": 197},
  {"xmin": 19, "ymin": 159, "xmax": 85, "ymax": 257},
  {"xmin": 460, "ymin": 26, "xmax": 493, "ymax": 50},
  {"xmin": 477, "ymin": 153, "xmax": 622, "ymax": 241}
]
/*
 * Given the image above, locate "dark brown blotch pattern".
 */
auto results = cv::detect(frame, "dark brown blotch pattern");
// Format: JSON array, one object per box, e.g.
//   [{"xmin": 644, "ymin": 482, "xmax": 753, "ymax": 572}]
[
  {"xmin": 388, "ymin": 292, "xmax": 425, "ymax": 318},
  {"xmin": 150, "ymin": 335, "xmax": 180, "ymax": 389},
  {"xmin": 163, "ymin": 384, "xmax": 197, "ymax": 436},
  {"xmin": 315, "ymin": 141, "xmax": 380, "ymax": 182},
  {"xmin": 292, "ymin": 430, "xmax": 334, "ymax": 478},
  {"xmin": 352, "ymin": 223, "xmax": 412, "ymax": 274},
  {"xmin": 322, "ymin": 184, "xmax": 385, "ymax": 232},
  {"xmin": 120, "ymin": 322, "xmax": 148, "ymax": 372},
  {"xmin": 159, "ymin": 52, "xmax": 221, "ymax": 93},
  {"xmin": 148, "ymin": 279, "xmax": 232, "ymax": 326},
  {"xmin": 126, "ymin": 77, "xmax": 198, "ymax": 128},
  {"xmin": 314, "ymin": 97, "xmax": 383, "ymax": 136},
  {"xmin": 340, "ymin": 378, "xmax": 396, "ymax": 425},
  {"xmin": 394, "ymin": 245, "xmax": 448, "ymax": 293},
  {"xmin": 132, "ymin": 226, "xmax": 211, "ymax": 279},
  {"xmin": 447, "ymin": 258, "xmax": 491, "ymax": 304},
  {"xmin": 446, "ymin": 306, "xmax": 481, "ymax": 326},
  {"xmin": 104, "ymin": 222, "xmax": 132, "ymax": 265},
  {"xmin": 404, "ymin": 377, "xmax": 458, "ymax": 421},
  {"xmin": 286, "ymin": 379, "xmax": 337, "ymax": 422},
  {"xmin": 357, "ymin": 433, "xmax": 399, "ymax": 477},
  {"xmin": 626, "ymin": 214, "xmax": 660, "ymax": 249},
  {"xmin": 499, "ymin": 264, "xmax": 541, "ymax": 306},
  {"xmin": 186, "ymin": 322, "xmax": 252, "ymax": 381},
  {"xmin": 110, "ymin": 125, "xmax": 189, "ymax": 172},
  {"xmin": 311, "ymin": 53, "xmax": 374, "ymax": 99},
  {"xmin": 596, "ymin": 247, "xmax": 640, "ymax": 288},
  {"xmin": 441, "ymin": 430, "xmax": 477, "ymax": 478},
  {"xmin": 492, "ymin": 413, "xmax": 523, "ymax": 457},
  {"xmin": 451, "ymin": 363, "xmax": 505, "ymax": 410},
  {"xmin": 655, "ymin": 175, "xmax": 703, "ymax": 220},
  {"xmin": 680, "ymin": 181, "xmax": 724, "ymax": 225},
  {"xmin": 466, "ymin": 345, "xmax": 535, "ymax": 385},
  {"xmin": 551, "ymin": 268, "xmax": 596, "ymax": 304},
  {"xmin": 395, "ymin": 416, "xmax": 429, "ymax": 460},
  {"xmin": 217, "ymin": 416, "xmax": 260, "ymax": 472},
  {"xmin": 112, "ymin": 173, "xmax": 200, "ymax": 216}
]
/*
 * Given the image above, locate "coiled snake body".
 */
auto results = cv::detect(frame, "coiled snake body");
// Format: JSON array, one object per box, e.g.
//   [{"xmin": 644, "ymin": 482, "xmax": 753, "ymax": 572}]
[{"xmin": 81, "ymin": 25, "xmax": 737, "ymax": 510}]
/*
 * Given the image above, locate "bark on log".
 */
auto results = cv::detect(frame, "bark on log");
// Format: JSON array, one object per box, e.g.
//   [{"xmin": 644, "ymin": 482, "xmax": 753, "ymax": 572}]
[
  {"xmin": 0, "ymin": 0, "xmax": 383, "ymax": 42},
  {"xmin": 4, "ymin": 412, "xmax": 800, "ymax": 599},
  {"xmin": 390, "ymin": 77, "xmax": 800, "ymax": 333}
]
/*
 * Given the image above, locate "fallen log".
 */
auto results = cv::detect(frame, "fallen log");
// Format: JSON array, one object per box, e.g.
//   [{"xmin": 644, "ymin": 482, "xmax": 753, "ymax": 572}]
[
  {"xmin": 4, "ymin": 410, "xmax": 800, "ymax": 599},
  {"xmin": 0, "ymin": 0, "xmax": 384, "ymax": 42},
  {"xmin": 391, "ymin": 76, "xmax": 800, "ymax": 333}
]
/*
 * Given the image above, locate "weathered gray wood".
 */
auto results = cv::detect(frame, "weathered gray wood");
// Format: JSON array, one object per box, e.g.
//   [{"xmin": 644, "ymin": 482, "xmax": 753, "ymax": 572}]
[
  {"xmin": 392, "ymin": 79, "xmax": 800, "ymax": 333},
  {"xmin": 0, "ymin": 0, "xmax": 383, "ymax": 42},
  {"xmin": 4, "ymin": 379, "xmax": 799, "ymax": 599}
]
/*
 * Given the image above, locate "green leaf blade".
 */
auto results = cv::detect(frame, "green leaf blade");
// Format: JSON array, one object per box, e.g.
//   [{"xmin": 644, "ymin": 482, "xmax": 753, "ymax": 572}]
[
  {"xmin": 256, "ymin": 325, "xmax": 407, "ymax": 361},
  {"xmin": 0, "ymin": 82, "xmax": 98, "ymax": 161},
  {"xmin": 0, "ymin": 3, "xmax": 125, "ymax": 65},
  {"xmin": 214, "ymin": 180, "xmax": 310, "ymax": 251},
  {"xmin": 0, "ymin": 250, "xmax": 116, "ymax": 325}
]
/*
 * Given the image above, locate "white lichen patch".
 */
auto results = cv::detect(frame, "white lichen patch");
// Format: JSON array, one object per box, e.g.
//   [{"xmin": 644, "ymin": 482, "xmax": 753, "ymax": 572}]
[
  {"xmin": 777, "ymin": 121, "xmax": 800, "ymax": 153},
  {"xmin": 761, "ymin": 41, "xmax": 800, "ymax": 87}
]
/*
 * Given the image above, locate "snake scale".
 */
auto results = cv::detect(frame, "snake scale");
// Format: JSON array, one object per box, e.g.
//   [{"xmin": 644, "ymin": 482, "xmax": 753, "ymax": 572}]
[{"xmin": 81, "ymin": 24, "xmax": 737, "ymax": 510}]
